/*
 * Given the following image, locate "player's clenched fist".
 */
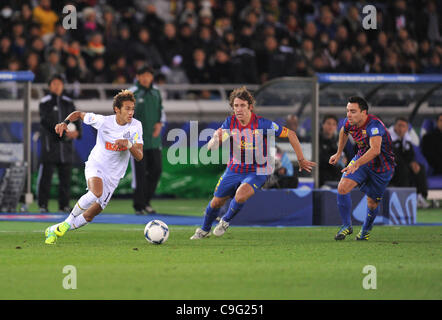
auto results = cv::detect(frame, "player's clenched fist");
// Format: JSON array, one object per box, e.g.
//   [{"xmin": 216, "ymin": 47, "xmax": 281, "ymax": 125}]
[
  {"xmin": 55, "ymin": 122, "xmax": 67, "ymax": 137},
  {"xmin": 329, "ymin": 153, "xmax": 340, "ymax": 165}
]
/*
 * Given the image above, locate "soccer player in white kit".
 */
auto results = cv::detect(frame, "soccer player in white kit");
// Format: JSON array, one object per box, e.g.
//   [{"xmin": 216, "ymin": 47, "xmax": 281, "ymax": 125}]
[{"xmin": 44, "ymin": 90, "xmax": 144, "ymax": 244}]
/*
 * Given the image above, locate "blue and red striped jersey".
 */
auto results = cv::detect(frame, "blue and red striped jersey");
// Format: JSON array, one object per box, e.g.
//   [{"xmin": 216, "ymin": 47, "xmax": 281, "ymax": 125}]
[
  {"xmin": 343, "ymin": 114, "xmax": 396, "ymax": 173},
  {"xmin": 220, "ymin": 113, "xmax": 286, "ymax": 174}
]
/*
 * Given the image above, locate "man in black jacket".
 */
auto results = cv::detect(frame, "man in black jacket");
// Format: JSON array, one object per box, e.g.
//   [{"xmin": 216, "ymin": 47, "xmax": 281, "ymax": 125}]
[
  {"xmin": 319, "ymin": 115, "xmax": 342, "ymax": 186},
  {"xmin": 37, "ymin": 74, "xmax": 81, "ymax": 213},
  {"xmin": 422, "ymin": 114, "xmax": 442, "ymax": 175}
]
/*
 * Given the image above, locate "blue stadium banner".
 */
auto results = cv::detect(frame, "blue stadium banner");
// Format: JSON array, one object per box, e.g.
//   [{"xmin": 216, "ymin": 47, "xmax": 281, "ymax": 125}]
[
  {"xmin": 316, "ymin": 73, "xmax": 442, "ymax": 84},
  {"xmin": 313, "ymin": 188, "xmax": 416, "ymax": 226},
  {"xmin": 220, "ymin": 189, "xmax": 313, "ymax": 227},
  {"xmin": 0, "ymin": 71, "xmax": 35, "ymax": 82}
]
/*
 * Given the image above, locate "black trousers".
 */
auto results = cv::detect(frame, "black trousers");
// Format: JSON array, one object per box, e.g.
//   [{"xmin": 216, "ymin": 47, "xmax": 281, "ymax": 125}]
[
  {"xmin": 133, "ymin": 148, "xmax": 162, "ymax": 211},
  {"xmin": 391, "ymin": 162, "xmax": 428, "ymax": 198},
  {"xmin": 37, "ymin": 162, "xmax": 72, "ymax": 209}
]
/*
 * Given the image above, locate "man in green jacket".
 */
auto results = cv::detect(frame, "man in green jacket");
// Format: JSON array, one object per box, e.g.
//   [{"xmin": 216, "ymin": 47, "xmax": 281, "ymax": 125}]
[{"xmin": 129, "ymin": 65, "xmax": 165, "ymax": 214}]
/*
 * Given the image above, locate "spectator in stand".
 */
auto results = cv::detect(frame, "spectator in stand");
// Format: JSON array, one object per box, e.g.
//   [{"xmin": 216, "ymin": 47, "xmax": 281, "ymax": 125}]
[
  {"xmin": 423, "ymin": 51, "xmax": 442, "ymax": 73},
  {"xmin": 389, "ymin": 117, "xmax": 429, "ymax": 208},
  {"xmin": 32, "ymin": 0, "xmax": 58, "ymax": 43},
  {"xmin": 102, "ymin": 6, "xmax": 118, "ymax": 45},
  {"xmin": 39, "ymin": 49, "xmax": 65, "ymax": 83},
  {"xmin": 211, "ymin": 48, "xmax": 233, "ymax": 84},
  {"xmin": 164, "ymin": 55, "xmax": 189, "ymax": 99},
  {"xmin": 89, "ymin": 56, "xmax": 112, "ymax": 83},
  {"xmin": 142, "ymin": 4, "xmax": 165, "ymax": 44},
  {"xmin": 422, "ymin": 114, "xmax": 442, "ymax": 175},
  {"xmin": 158, "ymin": 23, "xmax": 182, "ymax": 67},
  {"xmin": 186, "ymin": 48, "xmax": 211, "ymax": 84},
  {"xmin": 130, "ymin": 27, "xmax": 164, "ymax": 71},
  {"xmin": 0, "ymin": 36, "xmax": 12, "ymax": 70},
  {"xmin": 25, "ymin": 51, "xmax": 44, "ymax": 83},
  {"xmin": 110, "ymin": 56, "xmax": 134, "ymax": 84}
]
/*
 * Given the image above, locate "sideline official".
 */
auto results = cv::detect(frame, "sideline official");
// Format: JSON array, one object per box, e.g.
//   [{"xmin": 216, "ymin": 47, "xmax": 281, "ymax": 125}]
[{"xmin": 37, "ymin": 74, "xmax": 81, "ymax": 213}]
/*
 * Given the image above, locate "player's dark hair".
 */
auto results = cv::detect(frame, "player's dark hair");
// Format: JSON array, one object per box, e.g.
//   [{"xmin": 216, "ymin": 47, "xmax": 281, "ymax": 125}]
[
  {"xmin": 136, "ymin": 64, "xmax": 154, "ymax": 75},
  {"xmin": 48, "ymin": 73, "xmax": 65, "ymax": 86},
  {"xmin": 229, "ymin": 86, "xmax": 255, "ymax": 112},
  {"xmin": 395, "ymin": 116, "xmax": 408, "ymax": 124},
  {"xmin": 113, "ymin": 89, "xmax": 135, "ymax": 113},
  {"xmin": 348, "ymin": 96, "xmax": 369, "ymax": 113},
  {"xmin": 322, "ymin": 114, "xmax": 338, "ymax": 124}
]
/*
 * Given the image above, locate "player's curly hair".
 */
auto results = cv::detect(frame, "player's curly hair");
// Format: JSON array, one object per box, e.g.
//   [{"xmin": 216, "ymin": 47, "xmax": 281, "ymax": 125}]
[
  {"xmin": 113, "ymin": 89, "xmax": 135, "ymax": 113},
  {"xmin": 229, "ymin": 86, "xmax": 255, "ymax": 112}
]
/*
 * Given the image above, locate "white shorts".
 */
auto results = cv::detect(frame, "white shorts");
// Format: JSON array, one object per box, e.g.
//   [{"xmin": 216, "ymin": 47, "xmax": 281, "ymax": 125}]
[{"xmin": 84, "ymin": 162, "xmax": 119, "ymax": 209}]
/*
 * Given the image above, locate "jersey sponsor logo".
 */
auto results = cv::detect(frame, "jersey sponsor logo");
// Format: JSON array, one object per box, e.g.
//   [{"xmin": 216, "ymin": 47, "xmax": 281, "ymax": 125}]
[
  {"xmin": 105, "ymin": 141, "xmax": 128, "ymax": 152},
  {"xmin": 371, "ymin": 127, "xmax": 379, "ymax": 135},
  {"xmin": 280, "ymin": 127, "xmax": 289, "ymax": 138}
]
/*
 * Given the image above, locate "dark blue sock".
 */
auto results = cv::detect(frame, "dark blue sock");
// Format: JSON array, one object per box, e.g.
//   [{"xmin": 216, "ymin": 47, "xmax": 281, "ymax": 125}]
[
  {"xmin": 223, "ymin": 198, "xmax": 244, "ymax": 222},
  {"xmin": 362, "ymin": 206, "xmax": 379, "ymax": 232},
  {"xmin": 202, "ymin": 203, "xmax": 220, "ymax": 232},
  {"xmin": 337, "ymin": 193, "xmax": 352, "ymax": 226}
]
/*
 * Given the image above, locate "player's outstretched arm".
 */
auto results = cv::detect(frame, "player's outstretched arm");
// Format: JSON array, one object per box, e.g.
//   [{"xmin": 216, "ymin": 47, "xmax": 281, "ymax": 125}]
[
  {"xmin": 207, "ymin": 128, "xmax": 229, "ymax": 150},
  {"xmin": 329, "ymin": 127, "xmax": 348, "ymax": 165},
  {"xmin": 55, "ymin": 111, "xmax": 86, "ymax": 137},
  {"xmin": 287, "ymin": 129, "xmax": 316, "ymax": 172}
]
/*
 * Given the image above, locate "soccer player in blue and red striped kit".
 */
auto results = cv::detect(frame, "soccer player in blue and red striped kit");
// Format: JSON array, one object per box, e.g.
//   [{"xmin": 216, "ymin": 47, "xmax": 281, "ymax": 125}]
[
  {"xmin": 329, "ymin": 96, "xmax": 396, "ymax": 240},
  {"xmin": 190, "ymin": 87, "xmax": 316, "ymax": 239}
]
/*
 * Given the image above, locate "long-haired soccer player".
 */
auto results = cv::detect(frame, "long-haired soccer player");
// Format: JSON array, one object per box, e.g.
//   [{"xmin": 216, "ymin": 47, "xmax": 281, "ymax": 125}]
[
  {"xmin": 190, "ymin": 86, "xmax": 316, "ymax": 239},
  {"xmin": 329, "ymin": 96, "xmax": 396, "ymax": 241},
  {"xmin": 44, "ymin": 90, "xmax": 143, "ymax": 244}
]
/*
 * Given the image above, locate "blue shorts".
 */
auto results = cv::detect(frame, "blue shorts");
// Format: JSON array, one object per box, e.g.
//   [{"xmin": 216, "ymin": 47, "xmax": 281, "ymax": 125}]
[
  {"xmin": 342, "ymin": 157, "xmax": 394, "ymax": 202},
  {"xmin": 214, "ymin": 169, "xmax": 268, "ymax": 198}
]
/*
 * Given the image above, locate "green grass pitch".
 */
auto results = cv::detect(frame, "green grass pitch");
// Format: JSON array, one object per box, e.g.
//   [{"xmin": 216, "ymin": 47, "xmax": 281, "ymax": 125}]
[{"xmin": 1, "ymin": 199, "xmax": 441, "ymax": 300}]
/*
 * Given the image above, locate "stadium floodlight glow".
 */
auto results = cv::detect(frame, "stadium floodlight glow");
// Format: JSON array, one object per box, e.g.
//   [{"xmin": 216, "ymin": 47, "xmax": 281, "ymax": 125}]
[{"xmin": 0, "ymin": 71, "xmax": 35, "ymax": 204}]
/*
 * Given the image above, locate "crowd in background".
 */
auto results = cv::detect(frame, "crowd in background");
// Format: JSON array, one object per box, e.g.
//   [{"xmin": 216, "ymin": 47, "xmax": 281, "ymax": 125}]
[{"xmin": 0, "ymin": 0, "xmax": 441, "ymax": 88}]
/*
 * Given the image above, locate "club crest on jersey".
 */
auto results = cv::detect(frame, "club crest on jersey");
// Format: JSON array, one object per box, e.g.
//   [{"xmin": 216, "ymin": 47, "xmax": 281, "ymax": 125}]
[
  {"xmin": 272, "ymin": 122, "xmax": 279, "ymax": 131},
  {"xmin": 123, "ymin": 131, "xmax": 131, "ymax": 139},
  {"xmin": 371, "ymin": 127, "xmax": 379, "ymax": 135}
]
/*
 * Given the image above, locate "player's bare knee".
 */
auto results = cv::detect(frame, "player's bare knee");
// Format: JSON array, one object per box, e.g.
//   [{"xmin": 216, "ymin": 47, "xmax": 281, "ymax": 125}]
[
  {"xmin": 91, "ymin": 190, "xmax": 102, "ymax": 198},
  {"xmin": 210, "ymin": 197, "xmax": 225, "ymax": 209},
  {"xmin": 337, "ymin": 183, "xmax": 350, "ymax": 195}
]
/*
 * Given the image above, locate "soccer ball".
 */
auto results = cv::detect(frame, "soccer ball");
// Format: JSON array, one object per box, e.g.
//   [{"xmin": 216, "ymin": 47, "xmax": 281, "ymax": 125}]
[{"xmin": 144, "ymin": 220, "xmax": 169, "ymax": 244}]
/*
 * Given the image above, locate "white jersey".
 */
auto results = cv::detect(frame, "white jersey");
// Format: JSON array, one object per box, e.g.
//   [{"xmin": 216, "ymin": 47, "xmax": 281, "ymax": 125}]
[{"xmin": 83, "ymin": 113, "xmax": 143, "ymax": 185}]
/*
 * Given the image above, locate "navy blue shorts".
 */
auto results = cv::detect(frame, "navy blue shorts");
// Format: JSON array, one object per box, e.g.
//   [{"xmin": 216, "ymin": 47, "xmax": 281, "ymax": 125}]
[
  {"xmin": 342, "ymin": 156, "xmax": 394, "ymax": 202},
  {"xmin": 214, "ymin": 169, "xmax": 268, "ymax": 198}
]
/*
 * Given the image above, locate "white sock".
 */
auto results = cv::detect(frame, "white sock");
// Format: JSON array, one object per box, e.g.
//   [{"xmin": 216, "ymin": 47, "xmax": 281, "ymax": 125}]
[
  {"xmin": 69, "ymin": 213, "xmax": 88, "ymax": 230},
  {"xmin": 71, "ymin": 191, "xmax": 98, "ymax": 217}
]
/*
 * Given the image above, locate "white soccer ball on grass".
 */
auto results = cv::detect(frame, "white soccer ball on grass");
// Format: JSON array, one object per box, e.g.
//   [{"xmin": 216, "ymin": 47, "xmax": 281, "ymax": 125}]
[{"xmin": 144, "ymin": 220, "xmax": 169, "ymax": 244}]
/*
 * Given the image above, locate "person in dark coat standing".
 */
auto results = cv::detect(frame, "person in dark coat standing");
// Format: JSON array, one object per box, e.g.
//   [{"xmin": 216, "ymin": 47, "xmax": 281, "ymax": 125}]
[{"xmin": 37, "ymin": 74, "xmax": 81, "ymax": 213}]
